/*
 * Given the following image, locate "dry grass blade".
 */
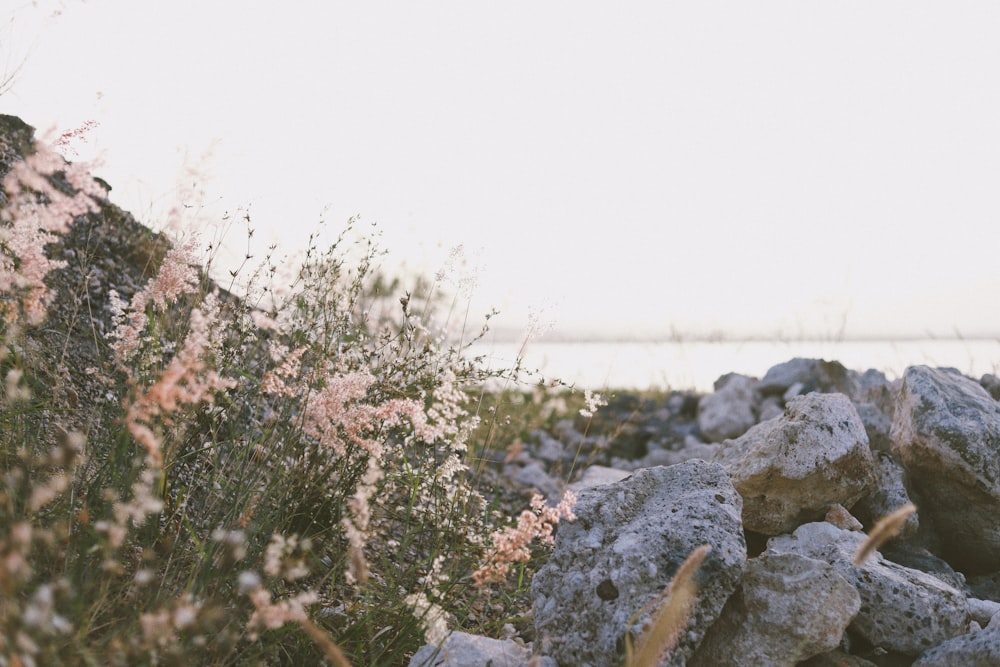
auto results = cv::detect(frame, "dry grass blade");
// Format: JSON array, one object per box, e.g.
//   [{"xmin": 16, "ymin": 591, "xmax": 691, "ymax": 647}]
[
  {"xmin": 626, "ymin": 544, "xmax": 711, "ymax": 667},
  {"xmin": 854, "ymin": 503, "xmax": 917, "ymax": 566},
  {"xmin": 299, "ymin": 618, "xmax": 354, "ymax": 667}
]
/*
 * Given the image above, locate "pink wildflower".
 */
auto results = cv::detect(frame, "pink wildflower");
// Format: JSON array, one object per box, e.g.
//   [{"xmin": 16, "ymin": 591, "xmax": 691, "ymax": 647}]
[
  {"xmin": 108, "ymin": 236, "xmax": 202, "ymax": 366},
  {"xmin": 301, "ymin": 369, "xmax": 425, "ymax": 459},
  {"xmin": 245, "ymin": 586, "xmax": 318, "ymax": 638},
  {"xmin": 50, "ymin": 120, "xmax": 100, "ymax": 160},
  {"xmin": 0, "ymin": 142, "xmax": 105, "ymax": 325},
  {"xmin": 125, "ymin": 299, "xmax": 236, "ymax": 465},
  {"xmin": 260, "ymin": 344, "xmax": 308, "ymax": 397},
  {"xmin": 473, "ymin": 490, "xmax": 576, "ymax": 587}
]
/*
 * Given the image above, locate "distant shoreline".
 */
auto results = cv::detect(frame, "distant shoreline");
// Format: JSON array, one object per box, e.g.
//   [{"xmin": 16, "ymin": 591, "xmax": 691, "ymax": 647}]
[{"xmin": 478, "ymin": 330, "xmax": 1000, "ymax": 345}]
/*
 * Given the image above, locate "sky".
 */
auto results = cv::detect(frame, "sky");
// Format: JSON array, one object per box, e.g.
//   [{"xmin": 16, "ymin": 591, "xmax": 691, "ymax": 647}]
[{"xmin": 4, "ymin": 1, "xmax": 1000, "ymax": 341}]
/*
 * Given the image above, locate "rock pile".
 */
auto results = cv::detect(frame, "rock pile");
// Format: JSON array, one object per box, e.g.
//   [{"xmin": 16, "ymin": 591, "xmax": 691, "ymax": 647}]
[{"xmin": 413, "ymin": 360, "xmax": 1000, "ymax": 666}]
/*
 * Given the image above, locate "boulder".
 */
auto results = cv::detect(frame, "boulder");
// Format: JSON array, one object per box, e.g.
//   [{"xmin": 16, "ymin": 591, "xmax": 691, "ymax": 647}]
[
  {"xmin": 689, "ymin": 552, "xmax": 860, "ymax": 666},
  {"xmin": 891, "ymin": 365, "xmax": 1000, "ymax": 573},
  {"xmin": 758, "ymin": 358, "xmax": 857, "ymax": 397},
  {"xmin": 715, "ymin": 393, "xmax": 876, "ymax": 535},
  {"xmin": 912, "ymin": 625, "xmax": 1000, "ymax": 666},
  {"xmin": 767, "ymin": 522, "xmax": 969, "ymax": 655},
  {"xmin": 697, "ymin": 373, "xmax": 757, "ymax": 442},
  {"xmin": 532, "ymin": 461, "xmax": 746, "ymax": 667}
]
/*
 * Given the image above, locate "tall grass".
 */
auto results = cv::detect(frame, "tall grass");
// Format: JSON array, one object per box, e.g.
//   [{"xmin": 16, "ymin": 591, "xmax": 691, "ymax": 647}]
[{"xmin": 0, "ymin": 130, "xmax": 576, "ymax": 665}]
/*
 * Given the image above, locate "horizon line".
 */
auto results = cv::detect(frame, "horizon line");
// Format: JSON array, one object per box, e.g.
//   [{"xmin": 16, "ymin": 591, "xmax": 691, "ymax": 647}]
[{"xmin": 474, "ymin": 330, "xmax": 1000, "ymax": 345}]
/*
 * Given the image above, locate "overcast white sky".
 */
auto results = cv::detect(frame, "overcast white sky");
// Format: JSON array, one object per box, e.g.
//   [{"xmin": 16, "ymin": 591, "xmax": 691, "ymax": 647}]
[{"xmin": 5, "ymin": 1, "xmax": 1000, "ymax": 340}]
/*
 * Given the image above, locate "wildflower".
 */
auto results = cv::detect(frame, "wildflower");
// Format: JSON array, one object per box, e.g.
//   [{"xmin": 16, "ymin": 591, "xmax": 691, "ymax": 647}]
[
  {"xmin": 27, "ymin": 471, "xmax": 70, "ymax": 512},
  {"xmin": 237, "ymin": 571, "xmax": 261, "ymax": 594},
  {"xmin": 107, "ymin": 236, "xmax": 203, "ymax": 366},
  {"xmin": 260, "ymin": 344, "xmax": 307, "ymax": 397},
  {"xmin": 405, "ymin": 591, "xmax": 452, "ymax": 645},
  {"xmin": 245, "ymin": 587, "xmax": 318, "ymax": 638},
  {"xmin": 264, "ymin": 533, "xmax": 311, "ymax": 581},
  {"xmin": 473, "ymin": 490, "xmax": 576, "ymax": 587},
  {"xmin": 5, "ymin": 368, "xmax": 31, "ymax": 402},
  {"xmin": 211, "ymin": 528, "xmax": 248, "ymax": 563},
  {"xmin": 579, "ymin": 389, "xmax": 607, "ymax": 418},
  {"xmin": 124, "ymin": 298, "xmax": 236, "ymax": 465},
  {"xmin": 50, "ymin": 120, "xmax": 100, "ymax": 160},
  {"xmin": 0, "ymin": 141, "xmax": 103, "ymax": 325}
]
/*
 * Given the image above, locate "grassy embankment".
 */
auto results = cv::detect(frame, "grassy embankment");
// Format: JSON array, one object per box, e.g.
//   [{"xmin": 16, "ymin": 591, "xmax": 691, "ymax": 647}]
[{"xmin": 0, "ymin": 133, "xmax": 623, "ymax": 665}]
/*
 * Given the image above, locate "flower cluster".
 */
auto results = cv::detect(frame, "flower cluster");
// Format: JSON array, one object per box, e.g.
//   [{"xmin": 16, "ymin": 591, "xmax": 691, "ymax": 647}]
[
  {"xmin": 579, "ymin": 389, "xmax": 608, "ymax": 418},
  {"xmin": 124, "ymin": 294, "xmax": 236, "ymax": 465},
  {"xmin": 107, "ymin": 236, "xmax": 203, "ymax": 367},
  {"xmin": 473, "ymin": 490, "xmax": 577, "ymax": 587},
  {"xmin": 0, "ymin": 141, "xmax": 104, "ymax": 326}
]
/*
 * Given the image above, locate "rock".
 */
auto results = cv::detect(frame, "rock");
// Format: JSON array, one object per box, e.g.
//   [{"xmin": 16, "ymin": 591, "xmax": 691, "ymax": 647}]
[
  {"xmin": 767, "ymin": 522, "xmax": 970, "ymax": 655},
  {"xmin": 689, "ymin": 552, "xmax": 860, "ymax": 666},
  {"xmin": 851, "ymin": 452, "xmax": 920, "ymax": 542},
  {"xmin": 968, "ymin": 572, "xmax": 1000, "ymax": 602},
  {"xmin": 799, "ymin": 650, "xmax": 879, "ymax": 666},
  {"xmin": 697, "ymin": 373, "xmax": 757, "ymax": 442},
  {"xmin": 824, "ymin": 504, "xmax": 863, "ymax": 531},
  {"xmin": 758, "ymin": 358, "xmax": 857, "ymax": 397},
  {"xmin": 879, "ymin": 543, "xmax": 967, "ymax": 592},
  {"xmin": 969, "ymin": 598, "xmax": 1000, "ymax": 627},
  {"xmin": 651, "ymin": 435, "xmax": 721, "ymax": 467},
  {"xmin": 981, "ymin": 373, "xmax": 1000, "ymax": 401},
  {"xmin": 532, "ymin": 461, "xmax": 746, "ymax": 667},
  {"xmin": 715, "ymin": 393, "xmax": 876, "ymax": 535},
  {"xmin": 758, "ymin": 396, "xmax": 784, "ymax": 422},
  {"xmin": 568, "ymin": 465, "xmax": 631, "ymax": 494},
  {"xmin": 504, "ymin": 461, "xmax": 563, "ymax": 500},
  {"xmin": 854, "ymin": 401, "xmax": 894, "ymax": 452},
  {"xmin": 856, "ymin": 368, "xmax": 892, "ymax": 396},
  {"xmin": 891, "ymin": 365, "xmax": 1000, "ymax": 573},
  {"xmin": 912, "ymin": 625, "xmax": 1000, "ymax": 666},
  {"xmin": 533, "ymin": 431, "xmax": 566, "ymax": 463},
  {"xmin": 408, "ymin": 631, "xmax": 536, "ymax": 666}
]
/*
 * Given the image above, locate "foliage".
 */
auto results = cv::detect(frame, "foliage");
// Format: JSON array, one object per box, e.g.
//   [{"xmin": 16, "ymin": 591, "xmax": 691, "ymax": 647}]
[{"xmin": 0, "ymin": 134, "xmax": 579, "ymax": 666}]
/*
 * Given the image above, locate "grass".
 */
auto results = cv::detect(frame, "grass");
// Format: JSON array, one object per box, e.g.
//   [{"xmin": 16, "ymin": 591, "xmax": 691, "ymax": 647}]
[{"xmin": 0, "ymin": 134, "xmax": 609, "ymax": 666}]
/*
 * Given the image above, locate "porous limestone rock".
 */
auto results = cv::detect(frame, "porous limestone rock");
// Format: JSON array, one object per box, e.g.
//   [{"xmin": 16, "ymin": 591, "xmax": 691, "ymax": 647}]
[
  {"xmin": 689, "ymin": 552, "xmax": 861, "ymax": 666},
  {"xmin": 767, "ymin": 522, "xmax": 970, "ymax": 655},
  {"xmin": 715, "ymin": 393, "xmax": 876, "ymax": 535},
  {"xmin": 911, "ymin": 625, "xmax": 1000, "ymax": 666},
  {"xmin": 532, "ymin": 461, "xmax": 746, "ymax": 667},
  {"xmin": 891, "ymin": 365, "xmax": 1000, "ymax": 573},
  {"xmin": 697, "ymin": 373, "xmax": 757, "ymax": 442}
]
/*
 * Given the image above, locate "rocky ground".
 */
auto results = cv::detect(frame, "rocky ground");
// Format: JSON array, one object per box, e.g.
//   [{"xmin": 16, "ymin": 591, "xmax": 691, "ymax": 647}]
[{"xmin": 419, "ymin": 358, "xmax": 1000, "ymax": 666}]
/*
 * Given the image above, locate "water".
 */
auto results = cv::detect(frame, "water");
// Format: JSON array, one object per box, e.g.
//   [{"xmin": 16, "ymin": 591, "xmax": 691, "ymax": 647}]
[{"xmin": 467, "ymin": 338, "xmax": 1000, "ymax": 392}]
